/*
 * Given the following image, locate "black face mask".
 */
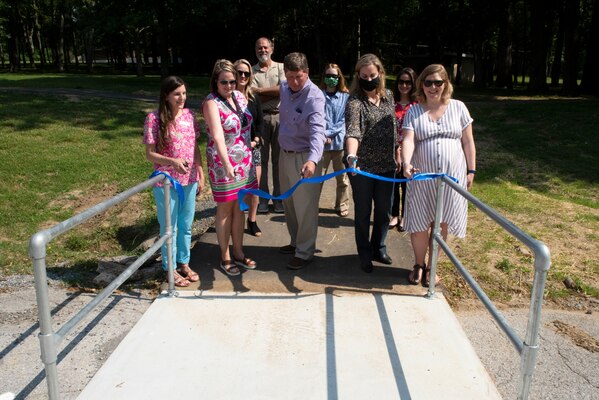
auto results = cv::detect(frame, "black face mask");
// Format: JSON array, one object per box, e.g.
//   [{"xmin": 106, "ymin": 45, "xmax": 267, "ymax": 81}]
[{"xmin": 359, "ymin": 76, "xmax": 380, "ymax": 92}]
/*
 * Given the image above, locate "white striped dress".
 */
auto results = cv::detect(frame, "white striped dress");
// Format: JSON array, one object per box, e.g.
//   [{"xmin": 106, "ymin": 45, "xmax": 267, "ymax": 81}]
[{"xmin": 402, "ymin": 99, "xmax": 473, "ymax": 237}]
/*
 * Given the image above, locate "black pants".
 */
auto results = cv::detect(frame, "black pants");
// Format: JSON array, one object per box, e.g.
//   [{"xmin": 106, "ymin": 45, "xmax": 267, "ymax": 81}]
[{"xmin": 349, "ymin": 171, "xmax": 394, "ymax": 264}]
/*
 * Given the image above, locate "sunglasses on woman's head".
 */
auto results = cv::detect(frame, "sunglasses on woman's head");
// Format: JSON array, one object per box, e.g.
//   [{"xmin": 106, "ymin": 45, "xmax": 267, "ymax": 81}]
[
  {"xmin": 423, "ymin": 80, "xmax": 445, "ymax": 88},
  {"xmin": 236, "ymin": 71, "xmax": 250, "ymax": 77},
  {"xmin": 398, "ymin": 79, "xmax": 412, "ymax": 86},
  {"xmin": 219, "ymin": 80, "xmax": 237, "ymax": 86}
]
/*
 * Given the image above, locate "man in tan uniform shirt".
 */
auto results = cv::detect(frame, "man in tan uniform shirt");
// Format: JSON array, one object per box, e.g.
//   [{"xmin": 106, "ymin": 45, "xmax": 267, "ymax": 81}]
[{"xmin": 252, "ymin": 37, "xmax": 286, "ymax": 213}]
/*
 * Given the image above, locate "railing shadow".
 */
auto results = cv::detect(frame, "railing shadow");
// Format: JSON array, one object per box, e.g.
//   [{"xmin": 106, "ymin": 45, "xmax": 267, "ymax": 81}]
[{"xmin": 15, "ymin": 296, "xmax": 122, "ymax": 400}]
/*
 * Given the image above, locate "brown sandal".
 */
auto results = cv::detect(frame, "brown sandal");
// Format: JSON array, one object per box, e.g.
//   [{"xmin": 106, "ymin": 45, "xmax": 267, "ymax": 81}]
[
  {"xmin": 234, "ymin": 256, "xmax": 257, "ymax": 270},
  {"xmin": 170, "ymin": 271, "xmax": 190, "ymax": 287},
  {"xmin": 408, "ymin": 264, "xmax": 425, "ymax": 285},
  {"xmin": 177, "ymin": 263, "xmax": 199, "ymax": 282}
]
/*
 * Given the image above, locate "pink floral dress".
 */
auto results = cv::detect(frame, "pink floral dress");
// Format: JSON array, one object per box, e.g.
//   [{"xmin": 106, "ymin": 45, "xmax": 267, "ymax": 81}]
[
  {"xmin": 142, "ymin": 108, "xmax": 201, "ymax": 187},
  {"xmin": 204, "ymin": 90, "xmax": 257, "ymax": 203}
]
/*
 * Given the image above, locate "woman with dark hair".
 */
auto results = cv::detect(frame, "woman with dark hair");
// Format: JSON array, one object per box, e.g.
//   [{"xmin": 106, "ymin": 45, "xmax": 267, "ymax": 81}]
[
  {"xmin": 319, "ymin": 63, "xmax": 350, "ymax": 217},
  {"xmin": 345, "ymin": 53, "xmax": 398, "ymax": 273},
  {"xmin": 389, "ymin": 67, "xmax": 418, "ymax": 231},
  {"xmin": 234, "ymin": 58, "xmax": 264, "ymax": 237},
  {"xmin": 143, "ymin": 76, "xmax": 205, "ymax": 287},
  {"xmin": 202, "ymin": 59, "xmax": 258, "ymax": 276},
  {"xmin": 402, "ymin": 64, "xmax": 476, "ymax": 286}
]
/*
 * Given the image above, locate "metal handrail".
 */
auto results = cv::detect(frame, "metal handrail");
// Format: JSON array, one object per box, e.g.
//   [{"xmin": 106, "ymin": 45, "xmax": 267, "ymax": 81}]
[
  {"xmin": 29, "ymin": 175, "xmax": 177, "ymax": 400},
  {"xmin": 426, "ymin": 176, "xmax": 550, "ymax": 400}
]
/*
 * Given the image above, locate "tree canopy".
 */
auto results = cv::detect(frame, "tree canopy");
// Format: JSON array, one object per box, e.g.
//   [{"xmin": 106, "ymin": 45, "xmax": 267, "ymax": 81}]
[{"xmin": 1, "ymin": 0, "xmax": 597, "ymax": 94}]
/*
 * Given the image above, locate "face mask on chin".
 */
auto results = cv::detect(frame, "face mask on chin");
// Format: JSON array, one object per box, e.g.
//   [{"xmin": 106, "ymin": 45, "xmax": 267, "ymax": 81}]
[{"xmin": 359, "ymin": 76, "xmax": 380, "ymax": 92}]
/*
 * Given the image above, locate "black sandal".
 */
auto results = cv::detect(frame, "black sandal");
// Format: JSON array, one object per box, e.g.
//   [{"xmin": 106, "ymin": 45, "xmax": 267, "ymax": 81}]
[
  {"xmin": 247, "ymin": 218, "xmax": 262, "ymax": 237},
  {"xmin": 408, "ymin": 263, "xmax": 425, "ymax": 285}
]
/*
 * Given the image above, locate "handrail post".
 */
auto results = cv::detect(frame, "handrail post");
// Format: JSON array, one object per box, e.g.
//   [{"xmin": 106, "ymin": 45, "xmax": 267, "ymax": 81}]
[
  {"xmin": 30, "ymin": 232, "xmax": 61, "ymax": 400},
  {"xmin": 518, "ymin": 242, "xmax": 551, "ymax": 399},
  {"xmin": 427, "ymin": 178, "xmax": 445, "ymax": 298},
  {"xmin": 163, "ymin": 178, "xmax": 176, "ymax": 296}
]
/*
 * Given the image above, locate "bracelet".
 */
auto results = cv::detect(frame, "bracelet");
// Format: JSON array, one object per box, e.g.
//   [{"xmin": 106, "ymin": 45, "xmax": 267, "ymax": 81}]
[
  {"xmin": 346, "ymin": 154, "xmax": 357, "ymax": 163},
  {"xmin": 467, "ymin": 169, "xmax": 476, "ymax": 175}
]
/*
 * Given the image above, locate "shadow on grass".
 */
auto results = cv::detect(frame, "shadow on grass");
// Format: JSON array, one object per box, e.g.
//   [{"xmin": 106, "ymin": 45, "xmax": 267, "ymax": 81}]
[{"xmin": 466, "ymin": 98, "xmax": 599, "ymax": 206}]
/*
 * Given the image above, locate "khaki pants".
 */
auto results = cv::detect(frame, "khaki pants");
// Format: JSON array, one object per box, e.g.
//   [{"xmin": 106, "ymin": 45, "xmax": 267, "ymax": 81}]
[
  {"xmin": 279, "ymin": 150, "xmax": 322, "ymax": 260},
  {"xmin": 320, "ymin": 150, "xmax": 349, "ymax": 213}
]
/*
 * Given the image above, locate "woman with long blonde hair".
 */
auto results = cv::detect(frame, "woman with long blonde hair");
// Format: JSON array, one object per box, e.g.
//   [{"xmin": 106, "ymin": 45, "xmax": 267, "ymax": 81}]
[{"xmin": 234, "ymin": 58, "xmax": 264, "ymax": 236}]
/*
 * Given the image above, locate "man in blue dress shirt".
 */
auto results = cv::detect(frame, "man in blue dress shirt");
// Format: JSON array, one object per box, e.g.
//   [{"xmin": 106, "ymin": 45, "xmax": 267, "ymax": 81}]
[{"xmin": 277, "ymin": 52, "xmax": 326, "ymax": 270}]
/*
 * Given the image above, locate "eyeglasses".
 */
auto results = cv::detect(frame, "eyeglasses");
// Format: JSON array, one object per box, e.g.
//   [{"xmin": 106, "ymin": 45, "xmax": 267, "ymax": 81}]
[
  {"xmin": 423, "ymin": 80, "xmax": 445, "ymax": 88},
  {"xmin": 324, "ymin": 74, "xmax": 339, "ymax": 79},
  {"xmin": 236, "ymin": 70, "xmax": 250, "ymax": 77},
  {"xmin": 219, "ymin": 80, "xmax": 237, "ymax": 86},
  {"xmin": 398, "ymin": 79, "xmax": 412, "ymax": 86}
]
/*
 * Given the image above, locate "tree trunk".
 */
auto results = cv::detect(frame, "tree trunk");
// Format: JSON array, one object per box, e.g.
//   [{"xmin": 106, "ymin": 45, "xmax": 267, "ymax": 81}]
[
  {"xmin": 23, "ymin": 21, "xmax": 36, "ymax": 68},
  {"xmin": 528, "ymin": 0, "xmax": 552, "ymax": 92},
  {"xmin": 134, "ymin": 39, "xmax": 144, "ymax": 78},
  {"xmin": 580, "ymin": 0, "xmax": 599, "ymax": 94},
  {"xmin": 55, "ymin": 6, "xmax": 65, "ymax": 72},
  {"xmin": 85, "ymin": 29, "xmax": 94, "ymax": 73},
  {"xmin": 562, "ymin": 0, "xmax": 581, "ymax": 94},
  {"xmin": 550, "ymin": 0, "xmax": 565, "ymax": 86},
  {"xmin": 495, "ymin": 0, "xmax": 514, "ymax": 88},
  {"xmin": 8, "ymin": 1, "xmax": 21, "ymax": 72}
]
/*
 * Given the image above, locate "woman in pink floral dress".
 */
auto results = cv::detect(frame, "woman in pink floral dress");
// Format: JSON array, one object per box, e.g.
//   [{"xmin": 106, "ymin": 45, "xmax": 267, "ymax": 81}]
[
  {"xmin": 143, "ymin": 76, "xmax": 205, "ymax": 287},
  {"xmin": 203, "ymin": 59, "xmax": 258, "ymax": 276}
]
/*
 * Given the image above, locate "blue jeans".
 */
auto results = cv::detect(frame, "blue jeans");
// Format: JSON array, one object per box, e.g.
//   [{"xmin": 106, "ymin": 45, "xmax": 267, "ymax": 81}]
[
  {"xmin": 348, "ymin": 171, "xmax": 394, "ymax": 264},
  {"xmin": 153, "ymin": 182, "xmax": 198, "ymax": 271}
]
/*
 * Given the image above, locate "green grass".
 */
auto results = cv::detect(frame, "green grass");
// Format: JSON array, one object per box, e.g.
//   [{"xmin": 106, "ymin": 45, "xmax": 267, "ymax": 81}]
[{"xmin": 0, "ymin": 91, "xmax": 161, "ymax": 273}]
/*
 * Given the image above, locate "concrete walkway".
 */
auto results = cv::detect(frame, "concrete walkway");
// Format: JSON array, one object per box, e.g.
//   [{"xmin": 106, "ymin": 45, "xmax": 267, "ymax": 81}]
[
  {"xmin": 77, "ymin": 177, "xmax": 502, "ymax": 399},
  {"xmin": 78, "ymin": 291, "xmax": 500, "ymax": 400}
]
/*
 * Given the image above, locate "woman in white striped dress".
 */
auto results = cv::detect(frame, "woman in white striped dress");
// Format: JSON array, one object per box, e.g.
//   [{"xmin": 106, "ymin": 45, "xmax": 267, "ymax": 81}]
[{"xmin": 401, "ymin": 64, "xmax": 476, "ymax": 286}]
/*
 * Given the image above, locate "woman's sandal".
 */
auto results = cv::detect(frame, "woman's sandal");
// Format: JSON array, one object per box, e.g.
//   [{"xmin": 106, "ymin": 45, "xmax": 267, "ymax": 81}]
[
  {"xmin": 177, "ymin": 263, "xmax": 199, "ymax": 282},
  {"xmin": 234, "ymin": 256, "xmax": 257, "ymax": 270},
  {"xmin": 422, "ymin": 267, "xmax": 441, "ymax": 287},
  {"xmin": 247, "ymin": 218, "xmax": 262, "ymax": 237},
  {"xmin": 170, "ymin": 271, "xmax": 190, "ymax": 287},
  {"xmin": 408, "ymin": 263, "xmax": 425, "ymax": 285},
  {"xmin": 220, "ymin": 260, "xmax": 241, "ymax": 276}
]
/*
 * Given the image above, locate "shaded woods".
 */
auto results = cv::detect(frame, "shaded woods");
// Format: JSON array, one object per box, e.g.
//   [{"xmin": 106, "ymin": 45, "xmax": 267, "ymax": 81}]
[{"xmin": 1, "ymin": 0, "xmax": 598, "ymax": 95}]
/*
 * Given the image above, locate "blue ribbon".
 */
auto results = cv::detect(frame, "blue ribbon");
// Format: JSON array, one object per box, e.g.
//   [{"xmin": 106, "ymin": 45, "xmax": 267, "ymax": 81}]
[
  {"xmin": 236, "ymin": 168, "xmax": 457, "ymax": 211},
  {"xmin": 149, "ymin": 170, "xmax": 185, "ymax": 203}
]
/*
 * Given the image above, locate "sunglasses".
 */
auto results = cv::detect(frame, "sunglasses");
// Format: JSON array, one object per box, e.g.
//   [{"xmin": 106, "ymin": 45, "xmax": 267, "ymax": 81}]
[
  {"xmin": 324, "ymin": 74, "xmax": 339, "ymax": 79},
  {"xmin": 219, "ymin": 80, "xmax": 237, "ymax": 86},
  {"xmin": 236, "ymin": 70, "xmax": 250, "ymax": 77},
  {"xmin": 398, "ymin": 79, "xmax": 412, "ymax": 86},
  {"xmin": 423, "ymin": 80, "xmax": 445, "ymax": 88}
]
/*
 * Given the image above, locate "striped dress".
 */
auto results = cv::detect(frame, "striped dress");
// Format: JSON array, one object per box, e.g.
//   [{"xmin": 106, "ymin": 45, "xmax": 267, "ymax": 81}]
[
  {"xmin": 402, "ymin": 99, "xmax": 473, "ymax": 237},
  {"xmin": 204, "ymin": 91, "xmax": 258, "ymax": 203}
]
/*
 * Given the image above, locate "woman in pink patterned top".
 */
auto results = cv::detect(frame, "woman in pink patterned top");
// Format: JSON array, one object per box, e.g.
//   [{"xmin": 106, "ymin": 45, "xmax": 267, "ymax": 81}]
[
  {"xmin": 390, "ymin": 67, "xmax": 417, "ymax": 232},
  {"xmin": 143, "ymin": 76, "xmax": 205, "ymax": 287},
  {"xmin": 202, "ymin": 59, "xmax": 258, "ymax": 276}
]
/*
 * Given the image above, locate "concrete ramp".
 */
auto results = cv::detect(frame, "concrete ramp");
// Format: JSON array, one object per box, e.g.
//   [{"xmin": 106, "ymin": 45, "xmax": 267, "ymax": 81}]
[{"xmin": 77, "ymin": 290, "xmax": 501, "ymax": 400}]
